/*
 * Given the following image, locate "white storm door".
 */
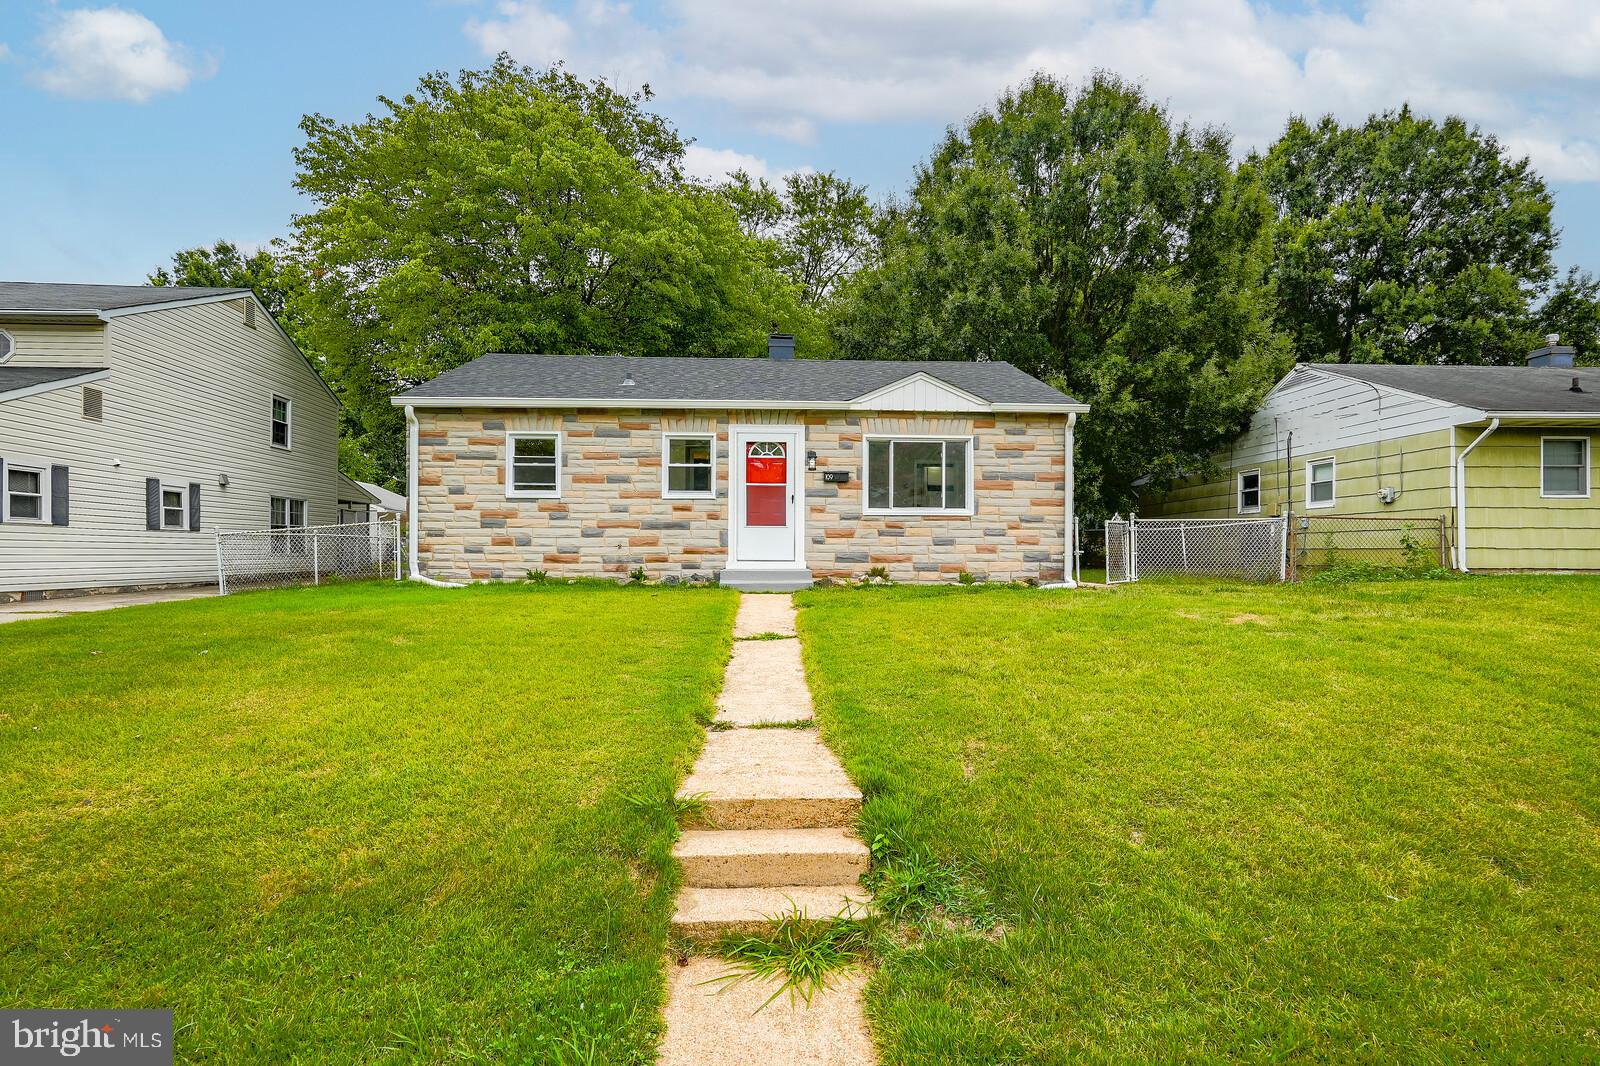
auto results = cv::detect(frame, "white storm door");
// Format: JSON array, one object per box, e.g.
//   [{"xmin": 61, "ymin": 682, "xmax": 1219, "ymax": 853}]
[{"xmin": 731, "ymin": 427, "xmax": 803, "ymax": 565}]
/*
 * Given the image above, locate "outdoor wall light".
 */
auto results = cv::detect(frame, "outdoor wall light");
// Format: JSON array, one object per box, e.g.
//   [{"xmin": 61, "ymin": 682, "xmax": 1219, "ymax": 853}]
[
  {"xmin": 218, "ymin": 473, "xmax": 230, "ymax": 487},
  {"xmin": 806, "ymin": 450, "xmax": 818, "ymax": 470}
]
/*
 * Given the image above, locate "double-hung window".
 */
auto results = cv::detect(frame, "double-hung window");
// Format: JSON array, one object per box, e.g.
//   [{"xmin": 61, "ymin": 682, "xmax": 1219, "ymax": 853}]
[
  {"xmin": 1306, "ymin": 458, "xmax": 1336, "ymax": 509},
  {"xmin": 270, "ymin": 496, "xmax": 306, "ymax": 553},
  {"xmin": 507, "ymin": 432, "xmax": 561, "ymax": 498},
  {"xmin": 865, "ymin": 437, "xmax": 972, "ymax": 514},
  {"xmin": 5, "ymin": 465, "xmax": 46, "ymax": 521},
  {"xmin": 1238, "ymin": 469, "xmax": 1262, "ymax": 514},
  {"xmin": 1542, "ymin": 437, "xmax": 1590, "ymax": 498},
  {"xmin": 663, "ymin": 434, "xmax": 715, "ymax": 498},
  {"xmin": 271, "ymin": 395, "xmax": 292, "ymax": 449},
  {"xmin": 160, "ymin": 485, "xmax": 187, "ymax": 529}
]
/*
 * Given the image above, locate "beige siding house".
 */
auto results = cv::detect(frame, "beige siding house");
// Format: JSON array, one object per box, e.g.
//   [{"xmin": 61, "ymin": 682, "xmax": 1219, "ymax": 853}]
[
  {"xmin": 394, "ymin": 338, "xmax": 1087, "ymax": 589},
  {"xmin": 0, "ymin": 283, "xmax": 361, "ymax": 598},
  {"xmin": 1142, "ymin": 344, "xmax": 1600, "ymax": 572}
]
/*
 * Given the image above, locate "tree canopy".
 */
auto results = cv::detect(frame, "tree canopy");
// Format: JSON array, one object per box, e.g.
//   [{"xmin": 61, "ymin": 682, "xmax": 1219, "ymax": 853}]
[
  {"xmin": 830, "ymin": 72, "xmax": 1290, "ymax": 514},
  {"xmin": 720, "ymin": 169, "xmax": 877, "ymax": 308},
  {"xmin": 287, "ymin": 57, "xmax": 815, "ymax": 481},
  {"xmin": 1253, "ymin": 108, "xmax": 1557, "ymax": 366}
]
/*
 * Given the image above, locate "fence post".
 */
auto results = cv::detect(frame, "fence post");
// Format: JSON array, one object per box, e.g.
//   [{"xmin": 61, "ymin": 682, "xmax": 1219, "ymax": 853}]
[
  {"xmin": 394, "ymin": 521, "xmax": 403, "ymax": 581},
  {"xmin": 215, "ymin": 532, "xmax": 227, "ymax": 596},
  {"xmin": 1279, "ymin": 514, "xmax": 1289, "ymax": 582},
  {"xmin": 312, "ymin": 531, "xmax": 320, "ymax": 586},
  {"xmin": 1129, "ymin": 514, "xmax": 1139, "ymax": 583}
]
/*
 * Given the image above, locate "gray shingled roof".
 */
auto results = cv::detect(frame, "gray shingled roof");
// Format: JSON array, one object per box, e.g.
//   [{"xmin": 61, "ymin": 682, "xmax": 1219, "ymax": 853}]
[
  {"xmin": 396, "ymin": 353, "xmax": 1082, "ymax": 408},
  {"xmin": 0, "ymin": 365, "xmax": 107, "ymax": 398},
  {"xmin": 1315, "ymin": 363, "xmax": 1600, "ymax": 414},
  {"xmin": 0, "ymin": 282, "xmax": 247, "ymax": 313}
]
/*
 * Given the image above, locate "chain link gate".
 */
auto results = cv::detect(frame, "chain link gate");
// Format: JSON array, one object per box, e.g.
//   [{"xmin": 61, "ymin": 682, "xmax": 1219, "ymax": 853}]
[
  {"xmin": 216, "ymin": 520, "xmax": 404, "ymax": 594},
  {"xmin": 1101, "ymin": 514, "xmax": 1287, "ymax": 584}
]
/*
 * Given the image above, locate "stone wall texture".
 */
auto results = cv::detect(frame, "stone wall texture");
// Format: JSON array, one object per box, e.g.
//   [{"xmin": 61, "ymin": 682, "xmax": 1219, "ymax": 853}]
[{"xmin": 415, "ymin": 407, "xmax": 1070, "ymax": 584}]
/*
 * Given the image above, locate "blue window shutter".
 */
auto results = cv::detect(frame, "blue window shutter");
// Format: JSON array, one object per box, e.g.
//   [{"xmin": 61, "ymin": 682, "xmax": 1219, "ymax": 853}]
[
  {"xmin": 188, "ymin": 482, "xmax": 201, "ymax": 531},
  {"xmin": 146, "ymin": 478, "xmax": 160, "ymax": 530},
  {"xmin": 51, "ymin": 465, "xmax": 69, "ymax": 526}
]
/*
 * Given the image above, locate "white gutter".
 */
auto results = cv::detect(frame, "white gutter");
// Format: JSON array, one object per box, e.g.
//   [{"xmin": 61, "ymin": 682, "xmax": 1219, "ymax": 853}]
[
  {"xmin": 1453, "ymin": 418, "xmax": 1500, "ymax": 573},
  {"xmin": 403, "ymin": 404, "xmax": 466, "ymax": 588},
  {"xmin": 390, "ymin": 394, "xmax": 1091, "ymax": 415}
]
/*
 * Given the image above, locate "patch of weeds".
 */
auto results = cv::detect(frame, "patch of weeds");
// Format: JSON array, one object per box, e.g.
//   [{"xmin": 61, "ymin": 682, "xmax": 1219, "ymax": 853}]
[
  {"xmin": 710, "ymin": 907, "xmax": 876, "ymax": 1009},
  {"xmin": 735, "ymin": 632, "xmax": 793, "ymax": 642},
  {"xmin": 744, "ymin": 719, "xmax": 815, "ymax": 730},
  {"xmin": 867, "ymin": 829, "xmax": 1005, "ymax": 932},
  {"xmin": 1307, "ymin": 561, "xmax": 1455, "ymax": 585},
  {"xmin": 623, "ymin": 785, "xmax": 706, "ymax": 829},
  {"xmin": 525, "ymin": 568, "xmax": 550, "ymax": 584},
  {"xmin": 956, "ymin": 570, "xmax": 979, "ymax": 586},
  {"xmin": 708, "ymin": 719, "xmax": 736, "ymax": 731},
  {"xmin": 858, "ymin": 566, "xmax": 892, "ymax": 586},
  {"xmin": 628, "ymin": 566, "xmax": 648, "ymax": 584}
]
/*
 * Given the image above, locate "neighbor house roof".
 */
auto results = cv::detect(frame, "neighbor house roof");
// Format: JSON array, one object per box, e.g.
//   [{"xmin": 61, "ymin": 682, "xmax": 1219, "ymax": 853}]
[
  {"xmin": 0, "ymin": 282, "xmax": 248, "ymax": 315},
  {"xmin": 357, "ymin": 480, "xmax": 408, "ymax": 513},
  {"xmin": 1313, "ymin": 363, "xmax": 1600, "ymax": 415},
  {"xmin": 0, "ymin": 365, "xmax": 110, "ymax": 403},
  {"xmin": 394, "ymin": 354, "xmax": 1085, "ymax": 412}
]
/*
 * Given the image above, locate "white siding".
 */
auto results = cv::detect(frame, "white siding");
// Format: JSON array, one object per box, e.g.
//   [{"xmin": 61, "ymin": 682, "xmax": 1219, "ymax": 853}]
[
  {"xmin": 0, "ymin": 298, "xmax": 345, "ymax": 593},
  {"xmin": 1224, "ymin": 367, "xmax": 1481, "ymax": 467},
  {"xmin": 1, "ymin": 320, "xmax": 108, "ymax": 368},
  {"xmin": 851, "ymin": 373, "xmax": 988, "ymax": 412}
]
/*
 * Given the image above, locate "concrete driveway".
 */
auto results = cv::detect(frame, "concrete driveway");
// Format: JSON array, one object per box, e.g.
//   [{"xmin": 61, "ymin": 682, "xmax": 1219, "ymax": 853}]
[{"xmin": 0, "ymin": 587, "xmax": 217, "ymax": 625}]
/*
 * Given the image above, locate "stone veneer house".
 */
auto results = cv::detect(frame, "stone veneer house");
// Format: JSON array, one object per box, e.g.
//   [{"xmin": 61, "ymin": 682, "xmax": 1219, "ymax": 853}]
[{"xmin": 394, "ymin": 336, "xmax": 1088, "ymax": 589}]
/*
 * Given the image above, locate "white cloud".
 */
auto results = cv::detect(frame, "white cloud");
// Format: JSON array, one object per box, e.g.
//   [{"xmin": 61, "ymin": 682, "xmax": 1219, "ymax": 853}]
[
  {"xmin": 681, "ymin": 144, "xmax": 774, "ymax": 183},
  {"xmin": 465, "ymin": 0, "xmax": 1600, "ymax": 180},
  {"xmin": 33, "ymin": 6, "xmax": 215, "ymax": 103}
]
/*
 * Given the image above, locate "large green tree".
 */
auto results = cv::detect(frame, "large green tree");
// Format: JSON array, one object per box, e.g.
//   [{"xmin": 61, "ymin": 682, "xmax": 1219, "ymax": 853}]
[
  {"xmin": 148, "ymin": 239, "xmax": 295, "ymax": 317},
  {"xmin": 720, "ymin": 169, "xmax": 877, "ymax": 307},
  {"xmin": 289, "ymin": 57, "xmax": 815, "ymax": 483},
  {"xmin": 832, "ymin": 73, "xmax": 1289, "ymax": 514},
  {"xmin": 1254, "ymin": 108, "xmax": 1556, "ymax": 365}
]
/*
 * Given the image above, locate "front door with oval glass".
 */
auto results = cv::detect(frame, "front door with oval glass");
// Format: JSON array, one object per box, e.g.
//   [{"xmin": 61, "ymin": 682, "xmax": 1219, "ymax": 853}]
[{"xmin": 730, "ymin": 426, "xmax": 803, "ymax": 566}]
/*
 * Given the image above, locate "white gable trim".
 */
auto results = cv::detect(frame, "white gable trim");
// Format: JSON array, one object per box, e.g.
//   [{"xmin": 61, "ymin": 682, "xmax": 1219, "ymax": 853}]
[{"xmin": 848, "ymin": 371, "xmax": 990, "ymax": 412}]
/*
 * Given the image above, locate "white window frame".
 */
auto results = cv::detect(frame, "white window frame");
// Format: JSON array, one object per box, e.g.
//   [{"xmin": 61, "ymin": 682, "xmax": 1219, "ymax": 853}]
[
  {"xmin": 1237, "ymin": 468, "xmax": 1262, "ymax": 515},
  {"xmin": 505, "ymin": 431, "xmax": 563, "ymax": 499},
  {"xmin": 0, "ymin": 328, "xmax": 14, "ymax": 365},
  {"xmin": 160, "ymin": 483, "xmax": 188, "ymax": 530},
  {"xmin": 1305, "ymin": 457, "xmax": 1337, "ymax": 510},
  {"xmin": 1541, "ymin": 436, "xmax": 1591, "ymax": 499},
  {"xmin": 3, "ymin": 460, "xmax": 50, "ymax": 523},
  {"xmin": 862, "ymin": 434, "xmax": 976, "ymax": 516},
  {"xmin": 270, "ymin": 394, "xmax": 293, "ymax": 450},
  {"xmin": 662, "ymin": 432, "xmax": 717, "ymax": 499}
]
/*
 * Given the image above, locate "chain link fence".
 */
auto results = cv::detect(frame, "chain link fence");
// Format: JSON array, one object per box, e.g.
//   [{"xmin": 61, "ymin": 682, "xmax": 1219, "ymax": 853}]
[
  {"xmin": 1288, "ymin": 514, "xmax": 1449, "ymax": 579},
  {"xmin": 216, "ymin": 520, "xmax": 404, "ymax": 595},
  {"xmin": 1098, "ymin": 515, "xmax": 1286, "ymax": 583}
]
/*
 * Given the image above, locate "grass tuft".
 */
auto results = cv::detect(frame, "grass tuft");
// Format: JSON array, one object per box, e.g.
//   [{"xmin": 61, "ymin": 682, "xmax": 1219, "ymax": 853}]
[{"xmin": 709, "ymin": 907, "xmax": 876, "ymax": 1010}]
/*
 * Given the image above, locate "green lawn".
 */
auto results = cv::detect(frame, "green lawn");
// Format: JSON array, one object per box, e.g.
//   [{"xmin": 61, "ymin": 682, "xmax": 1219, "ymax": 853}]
[
  {"xmin": 0, "ymin": 582, "xmax": 735, "ymax": 1064},
  {"xmin": 797, "ymin": 577, "xmax": 1600, "ymax": 1063}
]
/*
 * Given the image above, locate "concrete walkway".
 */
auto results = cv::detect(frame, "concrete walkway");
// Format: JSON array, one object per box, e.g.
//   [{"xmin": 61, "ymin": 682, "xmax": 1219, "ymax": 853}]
[
  {"xmin": 661, "ymin": 593, "xmax": 876, "ymax": 1066},
  {"xmin": 0, "ymin": 586, "xmax": 216, "ymax": 624}
]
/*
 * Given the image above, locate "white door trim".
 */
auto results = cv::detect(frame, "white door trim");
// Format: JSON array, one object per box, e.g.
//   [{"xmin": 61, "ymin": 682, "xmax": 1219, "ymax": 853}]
[{"xmin": 726, "ymin": 423, "xmax": 806, "ymax": 570}]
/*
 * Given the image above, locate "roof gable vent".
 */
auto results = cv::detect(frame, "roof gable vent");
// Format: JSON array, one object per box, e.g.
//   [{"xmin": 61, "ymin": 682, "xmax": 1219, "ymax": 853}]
[
  {"xmin": 243, "ymin": 300, "xmax": 256, "ymax": 329},
  {"xmin": 82, "ymin": 386, "xmax": 104, "ymax": 421}
]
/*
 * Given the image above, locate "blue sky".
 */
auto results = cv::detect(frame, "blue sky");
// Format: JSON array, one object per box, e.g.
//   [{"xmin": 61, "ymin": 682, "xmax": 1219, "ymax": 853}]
[{"xmin": 4, "ymin": 0, "xmax": 1600, "ymax": 284}]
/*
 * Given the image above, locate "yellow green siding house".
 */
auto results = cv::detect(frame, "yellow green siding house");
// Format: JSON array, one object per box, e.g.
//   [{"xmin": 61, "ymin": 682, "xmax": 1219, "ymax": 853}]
[{"xmin": 1142, "ymin": 343, "xmax": 1599, "ymax": 572}]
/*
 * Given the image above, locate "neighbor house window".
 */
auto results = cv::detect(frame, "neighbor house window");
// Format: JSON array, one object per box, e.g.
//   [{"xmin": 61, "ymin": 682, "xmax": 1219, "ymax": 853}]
[
  {"xmin": 1542, "ymin": 437, "xmax": 1590, "ymax": 498},
  {"xmin": 1238, "ymin": 469, "xmax": 1262, "ymax": 514},
  {"xmin": 663, "ymin": 434, "xmax": 715, "ymax": 498},
  {"xmin": 5, "ymin": 464, "xmax": 46, "ymax": 521},
  {"xmin": 160, "ymin": 485, "xmax": 187, "ymax": 529},
  {"xmin": 1306, "ymin": 458, "xmax": 1336, "ymax": 509},
  {"xmin": 0, "ymin": 328, "xmax": 14, "ymax": 364},
  {"xmin": 271, "ymin": 395, "xmax": 292, "ymax": 448},
  {"xmin": 865, "ymin": 437, "xmax": 971, "ymax": 513},
  {"xmin": 506, "ymin": 432, "xmax": 561, "ymax": 498},
  {"xmin": 270, "ymin": 496, "xmax": 307, "ymax": 553}
]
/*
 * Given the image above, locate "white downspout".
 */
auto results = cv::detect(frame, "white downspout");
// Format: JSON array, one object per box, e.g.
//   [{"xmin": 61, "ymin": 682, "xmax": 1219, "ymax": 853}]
[
  {"xmin": 1043, "ymin": 412, "xmax": 1079, "ymax": 589},
  {"xmin": 1454, "ymin": 418, "xmax": 1499, "ymax": 573},
  {"xmin": 405, "ymin": 403, "xmax": 466, "ymax": 588}
]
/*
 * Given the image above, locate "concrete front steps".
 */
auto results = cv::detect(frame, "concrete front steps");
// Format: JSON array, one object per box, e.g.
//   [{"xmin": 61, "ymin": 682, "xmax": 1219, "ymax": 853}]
[{"xmin": 670, "ymin": 594, "xmax": 869, "ymax": 944}]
